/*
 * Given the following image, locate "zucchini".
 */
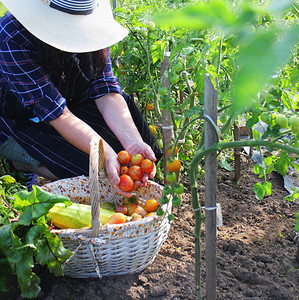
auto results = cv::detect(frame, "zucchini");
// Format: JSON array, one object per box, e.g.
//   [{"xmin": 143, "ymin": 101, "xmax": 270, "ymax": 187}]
[{"xmin": 49, "ymin": 202, "xmax": 115, "ymax": 229}]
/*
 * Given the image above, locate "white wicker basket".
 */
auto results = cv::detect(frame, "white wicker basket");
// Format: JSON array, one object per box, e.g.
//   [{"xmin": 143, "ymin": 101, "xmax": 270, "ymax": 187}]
[{"xmin": 42, "ymin": 137, "xmax": 172, "ymax": 278}]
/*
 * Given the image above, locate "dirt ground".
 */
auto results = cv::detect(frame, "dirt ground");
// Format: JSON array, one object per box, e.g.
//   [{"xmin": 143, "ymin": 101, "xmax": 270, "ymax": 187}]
[{"xmin": 1, "ymin": 159, "xmax": 299, "ymax": 300}]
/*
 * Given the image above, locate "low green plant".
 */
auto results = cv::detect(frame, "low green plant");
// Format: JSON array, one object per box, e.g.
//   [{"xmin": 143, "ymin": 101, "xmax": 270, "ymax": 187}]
[{"xmin": 0, "ymin": 176, "xmax": 72, "ymax": 299}]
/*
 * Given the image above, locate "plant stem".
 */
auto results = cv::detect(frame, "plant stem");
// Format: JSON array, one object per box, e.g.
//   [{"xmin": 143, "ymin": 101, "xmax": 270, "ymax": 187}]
[
  {"xmin": 1, "ymin": 195, "xmax": 20, "ymax": 216},
  {"xmin": 188, "ymin": 166, "xmax": 203, "ymax": 299}
]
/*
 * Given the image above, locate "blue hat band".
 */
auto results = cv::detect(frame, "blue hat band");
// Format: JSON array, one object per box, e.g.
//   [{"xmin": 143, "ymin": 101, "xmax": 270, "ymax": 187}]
[{"xmin": 49, "ymin": 0, "xmax": 96, "ymax": 15}]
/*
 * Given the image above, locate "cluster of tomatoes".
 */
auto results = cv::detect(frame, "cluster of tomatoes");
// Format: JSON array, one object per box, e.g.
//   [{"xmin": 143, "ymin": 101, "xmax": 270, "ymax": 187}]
[
  {"xmin": 117, "ymin": 150, "xmax": 155, "ymax": 192},
  {"xmin": 105, "ymin": 197, "xmax": 160, "ymax": 224}
]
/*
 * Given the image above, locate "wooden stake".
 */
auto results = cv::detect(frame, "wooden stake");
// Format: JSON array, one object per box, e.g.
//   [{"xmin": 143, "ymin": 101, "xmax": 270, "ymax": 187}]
[
  {"xmin": 204, "ymin": 74, "xmax": 218, "ymax": 300},
  {"xmin": 161, "ymin": 47, "xmax": 172, "ymax": 184},
  {"xmin": 234, "ymin": 122, "xmax": 241, "ymax": 181}
]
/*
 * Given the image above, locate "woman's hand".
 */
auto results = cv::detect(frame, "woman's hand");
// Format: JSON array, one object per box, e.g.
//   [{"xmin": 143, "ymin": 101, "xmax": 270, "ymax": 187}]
[
  {"xmin": 104, "ymin": 148, "xmax": 141, "ymax": 198},
  {"xmin": 126, "ymin": 140, "xmax": 157, "ymax": 184}
]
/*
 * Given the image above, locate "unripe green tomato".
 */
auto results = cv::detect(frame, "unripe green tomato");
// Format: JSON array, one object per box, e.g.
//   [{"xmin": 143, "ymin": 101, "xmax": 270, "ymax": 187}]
[
  {"xmin": 156, "ymin": 208, "xmax": 164, "ymax": 216},
  {"xmin": 157, "ymin": 139, "xmax": 163, "ymax": 150},
  {"xmin": 168, "ymin": 214, "xmax": 175, "ymax": 221},
  {"xmin": 130, "ymin": 5, "xmax": 136, "ymax": 11},
  {"xmin": 291, "ymin": 124, "xmax": 299, "ymax": 134},
  {"xmin": 169, "ymin": 73, "xmax": 180, "ymax": 84},
  {"xmin": 183, "ymin": 140, "xmax": 194, "ymax": 150},
  {"xmin": 276, "ymin": 114, "xmax": 288, "ymax": 129},
  {"xmin": 167, "ymin": 98, "xmax": 176, "ymax": 106},
  {"xmin": 158, "ymin": 87, "xmax": 167, "ymax": 96},
  {"xmin": 166, "ymin": 172, "xmax": 177, "ymax": 182},
  {"xmin": 160, "ymin": 195, "xmax": 169, "ymax": 204},
  {"xmin": 148, "ymin": 21, "xmax": 156, "ymax": 31},
  {"xmin": 174, "ymin": 183, "xmax": 184, "ymax": 195},
  {"xmin": 260, "ymin": 112, "xmax": 270, "ymax": 124},
  {"xmin": 159, "ymin": 101, "xmax": 168, "ymax": 110},
  {"xmin": 289, "ymin": 115, "xmax": 299, "ymax": 127},
  {"xmin": 173, "ymin": 61, "xmax": 184, "ymax": 73},
  {"xmin": 140, "ymin": 27, "xmax": 148, "ymax": 37},
  {"xmin": 172, "ymin": 195, "xmax": 181, "ymax": 206},
  {"xmin": 147, "ymin": 90, "xmax": 154, "ymax": 99},
  {"xmin": 163, "ymin": 184, "xmax": 172, "ymax": 195}
]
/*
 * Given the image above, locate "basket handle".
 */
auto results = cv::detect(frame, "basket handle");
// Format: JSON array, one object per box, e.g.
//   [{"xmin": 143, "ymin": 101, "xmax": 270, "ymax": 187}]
[{"xmin": 89, "ymin": 137, "xmax": 106, "ymax": 237}]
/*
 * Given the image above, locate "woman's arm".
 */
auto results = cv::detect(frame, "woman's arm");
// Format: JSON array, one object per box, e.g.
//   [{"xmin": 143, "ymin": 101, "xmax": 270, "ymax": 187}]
[
  {"xmin": 49, "ymin": 106, "xmax": 136, "ymax": 197},
  {"xmin": 95, "ymin": 93, "xmax": 156, "ymax": 161}
]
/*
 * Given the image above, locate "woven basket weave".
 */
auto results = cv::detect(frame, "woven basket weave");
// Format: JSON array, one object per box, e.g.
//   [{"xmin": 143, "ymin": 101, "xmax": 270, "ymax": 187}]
[{"xmin": 42, "ymin": 137, "xmax": 172, "ymax": 278}]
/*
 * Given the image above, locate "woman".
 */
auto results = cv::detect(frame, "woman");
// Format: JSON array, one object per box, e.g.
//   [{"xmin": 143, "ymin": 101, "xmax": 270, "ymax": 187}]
[{"xmin": 0, "ymin": 0, "xmax": 162, "ymax": 196}]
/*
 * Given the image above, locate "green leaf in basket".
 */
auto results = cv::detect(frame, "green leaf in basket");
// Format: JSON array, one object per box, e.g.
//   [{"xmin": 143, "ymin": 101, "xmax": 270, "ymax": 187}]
[{"xmin": 101, "ymin": 202, "xmax": 116, "ymax": 211}]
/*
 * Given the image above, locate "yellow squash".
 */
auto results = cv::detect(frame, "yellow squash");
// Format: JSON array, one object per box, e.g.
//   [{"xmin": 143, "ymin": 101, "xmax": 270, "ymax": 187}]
[{"xmin": 49, "ymin": 202, "xmax": 115, "ymax": 229}]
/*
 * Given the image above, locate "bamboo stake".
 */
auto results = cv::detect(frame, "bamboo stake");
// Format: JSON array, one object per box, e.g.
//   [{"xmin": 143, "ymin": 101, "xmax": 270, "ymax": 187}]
[{"xmin": 204, "ymin": 74, "xmax": 218, "ymax": 300}]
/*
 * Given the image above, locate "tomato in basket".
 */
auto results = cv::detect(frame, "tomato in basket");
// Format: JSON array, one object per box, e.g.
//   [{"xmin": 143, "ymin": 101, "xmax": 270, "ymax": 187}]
[
  {"xmin": 106, "ymin": 212, "xmax": 126, "ymax": 224},
  {"xmin": 145, "ymin": 199, "xmax": 159, "ymax": 212},
  {"xmin": 132, "ymin": 206, "xmax": 148, "ymax": 217},
  {"xmin": 116, "ymin": 205, "xmax": 128, "ymax": 215}
]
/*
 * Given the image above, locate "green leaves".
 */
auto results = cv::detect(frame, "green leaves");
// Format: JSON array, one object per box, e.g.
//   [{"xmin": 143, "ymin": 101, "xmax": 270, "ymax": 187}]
[
  {"xmin": 253, "ymin": 181, "xmax": 272, "ymax": 200},
  {"xmin": 155, "ymin": 0, "xmax": 237, "ymax": 31},
  {"xmin": 0, "ymin": 187, "xmax": 72, "ymax": 298},
  {"xmin": 14, "ymin": 186, "xmax": 71, "ymax": 226},
  {"xmin": 232, "ymin": 25, "xmax": 298, "ymax": 113}
]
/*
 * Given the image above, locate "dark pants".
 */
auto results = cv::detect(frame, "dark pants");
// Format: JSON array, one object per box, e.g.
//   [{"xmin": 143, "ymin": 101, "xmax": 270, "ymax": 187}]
[{"xmin": 0, "ymin": 93, "xmax": 162, "ymax": 178}]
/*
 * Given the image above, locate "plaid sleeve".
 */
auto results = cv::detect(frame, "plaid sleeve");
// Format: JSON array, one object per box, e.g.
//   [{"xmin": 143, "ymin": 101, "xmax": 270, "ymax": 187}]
[
  {"xmin": 0, "ymin": 40, "xmax": 66, "ymax": 122},
  {"xmin": 88, "ymin": 48, "xmax": 123, "ymax": 99}
]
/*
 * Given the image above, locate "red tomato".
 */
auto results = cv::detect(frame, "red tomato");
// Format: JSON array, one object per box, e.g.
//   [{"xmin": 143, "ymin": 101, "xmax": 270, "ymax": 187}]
[
  {"xmin": 131, "ymin": 153, "xmax": 144, "ymax": 166},
  {"xmin": 106, "ymin": 213, "xmax": 126, "ymax": 224},
  {"xmin": 117, "ymin": 150, "xmax": 131, "ymax": 165},
  {"xmin": 128, "ymin": 165, "xmax": 143, "ymax": 181},
  {"xmin": 141, "ymin": 158, "xmax": 155, "ymax": 174},
  {"xmin": 131, "ymin": 213, "xmax": 142, "ymax": 221},
  {"xmin": 133, "ymin": 206, "xmax": 148, "ymax": 217},
  {"xmin": 116, "ymin": 205, "xmax": 128, "ymax": 215},
  {"xmin": 145, "ymin": 199, "xmax": 159, "ymax": 212},
  {"xmin": 126, "ymin": 203, "xmax": 137, "ymax": 216},
  {"xmin": 120, "ymin": 166, "xmax": 129, "ymax": 175},
  {"xmin": 119, "ymin": 174, "xmax": 134, "ymax": 192}
]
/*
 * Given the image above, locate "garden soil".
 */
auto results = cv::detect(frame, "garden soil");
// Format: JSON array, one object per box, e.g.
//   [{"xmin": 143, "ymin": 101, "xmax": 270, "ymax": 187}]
[{"xmin": 1, "ymin": 161, "xmax": 299, "ymax": 300}]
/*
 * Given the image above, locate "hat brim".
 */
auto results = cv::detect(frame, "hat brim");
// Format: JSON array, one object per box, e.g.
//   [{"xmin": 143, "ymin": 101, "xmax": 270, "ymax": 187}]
[{"xmin": 1, "ymin": 0, "xmax": 128, "ymax": 53}]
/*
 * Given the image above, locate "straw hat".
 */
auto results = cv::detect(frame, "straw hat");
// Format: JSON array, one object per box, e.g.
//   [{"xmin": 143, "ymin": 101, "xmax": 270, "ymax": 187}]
[{"xmin": 1, "ymin": 0, "xmax": 128, "ymax": 53}]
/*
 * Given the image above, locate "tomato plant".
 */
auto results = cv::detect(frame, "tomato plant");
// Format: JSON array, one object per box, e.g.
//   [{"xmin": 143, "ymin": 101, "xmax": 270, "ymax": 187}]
[{"xmin": 110, "ymin": 1, "xmax": 299, "ymax": 298}]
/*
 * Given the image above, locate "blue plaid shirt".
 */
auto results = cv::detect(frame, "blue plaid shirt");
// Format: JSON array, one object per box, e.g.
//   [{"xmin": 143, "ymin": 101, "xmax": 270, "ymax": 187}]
[{"xmin": 0, "ymin": 12, "xmax": 122, "ymax": 144}]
